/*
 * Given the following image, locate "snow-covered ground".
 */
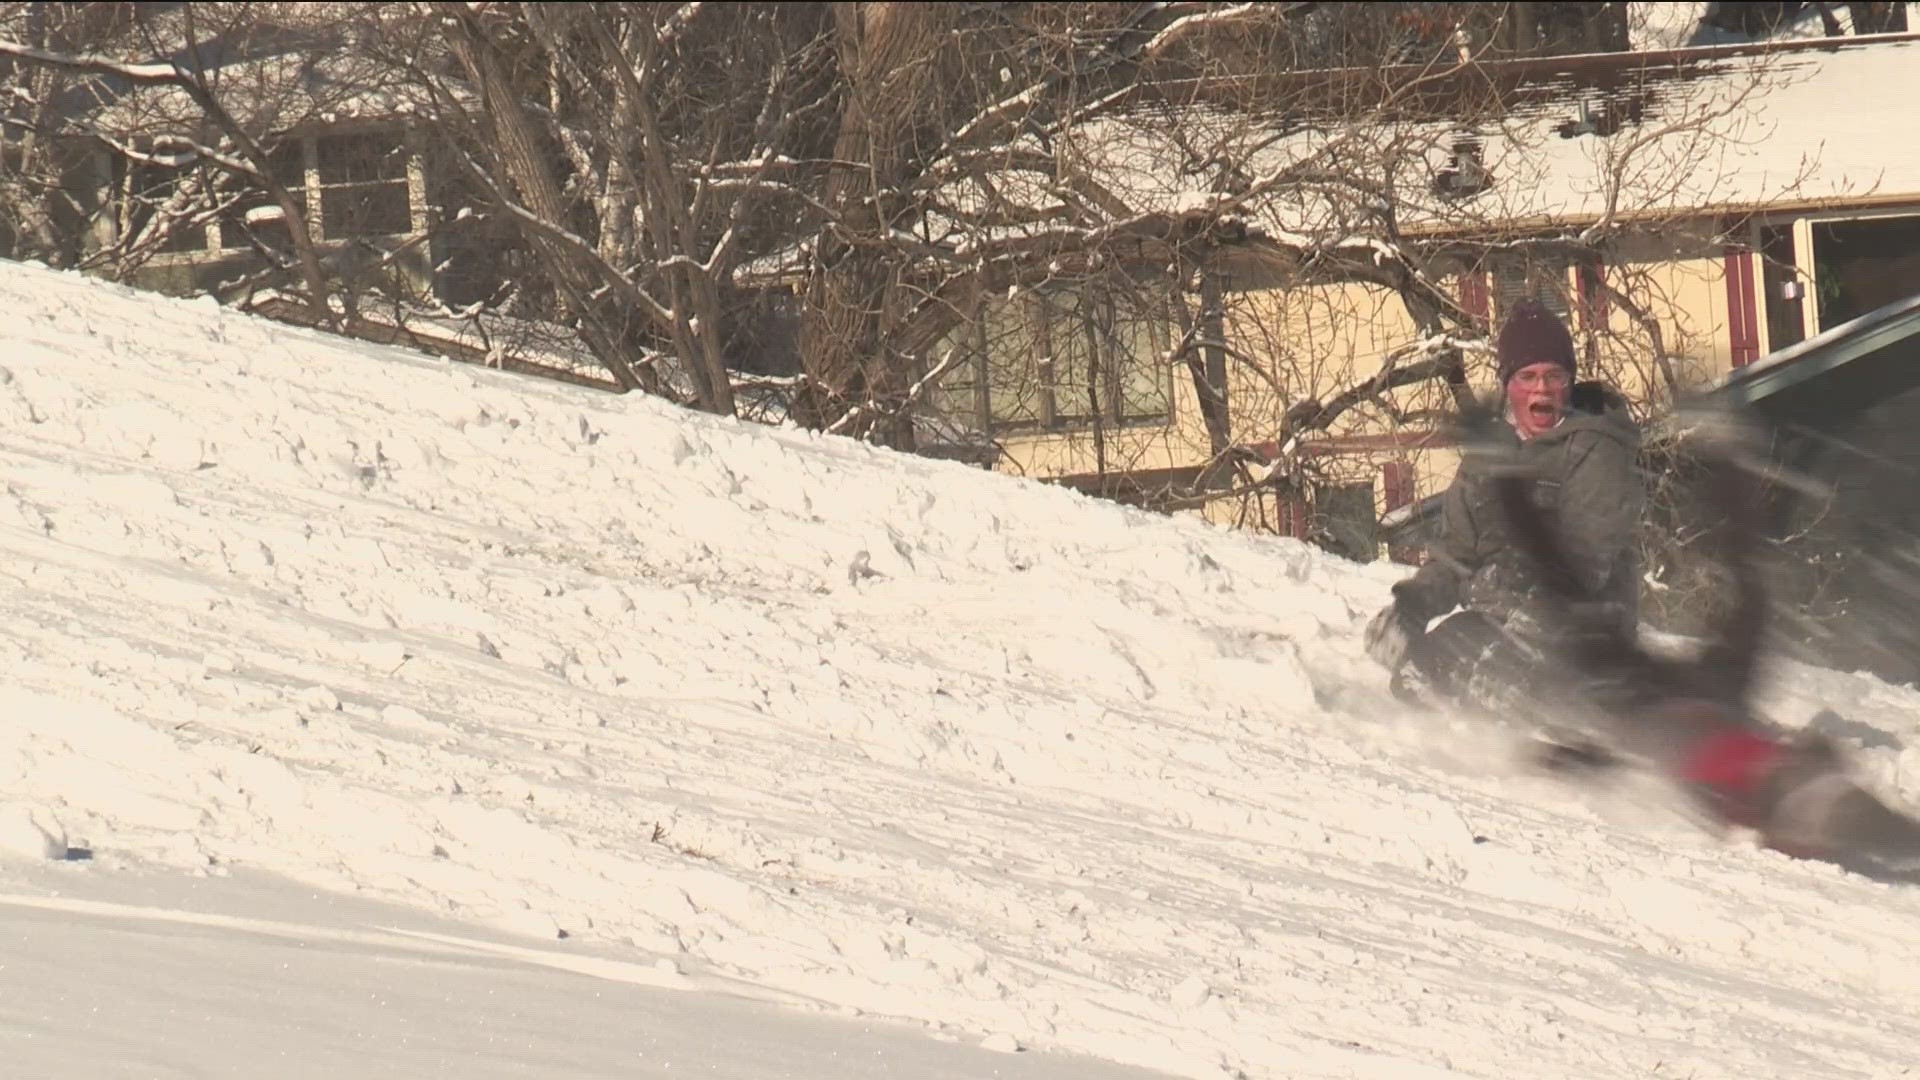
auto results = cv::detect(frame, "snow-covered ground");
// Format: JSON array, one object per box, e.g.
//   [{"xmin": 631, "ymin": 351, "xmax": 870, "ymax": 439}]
[
  {"xmin": 0, "ymin": 861, "xmax": 1169, "ymax": 1079},
  {"xmin": 5, "ymin": 261, "xmax": 1920, "ymax": 1079}
]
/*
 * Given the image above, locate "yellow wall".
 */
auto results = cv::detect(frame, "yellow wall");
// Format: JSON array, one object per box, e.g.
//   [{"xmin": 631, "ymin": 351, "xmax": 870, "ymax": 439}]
[
  {"xmin": 1223, "ymin": 281, "xmax": 1428, "ymax": 436},
  {"xmin": 987, "ymin": 279, "xmax": 1431, "ymax": 482},
  {"xmin": 1593, "ymin": 233, "xmax": 1733, "ymax": 398},
  {"xmin": 985, "ymin": 227, "xmax": 1744, "ymax": 560}
]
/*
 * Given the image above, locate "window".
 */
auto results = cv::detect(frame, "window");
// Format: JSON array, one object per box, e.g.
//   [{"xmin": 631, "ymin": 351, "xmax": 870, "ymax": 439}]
[
  {"xmin": 984, "ymin": 297, "xmax": 1045, "ymax": 426},
  {"xmin": 929, "ymin": 286, "xmax": 1174, "ymax": 434},
  {"xmin": 219, "ymin": 141, "xmax": 307, "ymax": 251},
  {"xmin": 1487, "ymin": 249, "xmax": 1606, "ymax": 347},
  {"xmin": 1810, "ymin": 215, "xmax": 1920, "ymax": 333},
  {"xmin": 119, "ymin": 129, "xmax": 419, "ymax": 256},
  {"xmin": 1315, "ymin": 481, "xmax": 1380, "ymax": 563},
  {"xmin": 315, "ymin": 131, "xmax": 412, "ymax": 238},
  {"xmin": 926, "ymin": 317, "xmax": 989, "ymax": 425},
  {"xmin": 1381, "ymin": 460, "xmax": 1421, "ymax": 565},
  {"xmin": 1490, "ymin": 254, "xmax": 1572, "ymax": 322},
  {"xmin": 1107, "ymin": 295, "xmax": 1176, "ymax": 421}
]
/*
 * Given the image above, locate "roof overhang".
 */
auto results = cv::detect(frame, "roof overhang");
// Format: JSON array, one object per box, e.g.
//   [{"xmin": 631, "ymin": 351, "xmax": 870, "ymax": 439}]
[{"xmin": 1716, "ymin": 293, "xmax": 1920, "ymax": 407}]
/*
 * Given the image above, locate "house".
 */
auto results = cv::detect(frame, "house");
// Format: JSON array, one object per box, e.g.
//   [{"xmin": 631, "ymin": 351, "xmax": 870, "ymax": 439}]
[
  {"xmin": 1, "ymin": 4, "xmax": 488, "ymax": 310},
  {"xmin": 917, "ymin": 32, "xmax": 1920, "ymax": 567},
  {"xmin": 95, "ymin": 60, "xmax": 455, "ymax": 306}
]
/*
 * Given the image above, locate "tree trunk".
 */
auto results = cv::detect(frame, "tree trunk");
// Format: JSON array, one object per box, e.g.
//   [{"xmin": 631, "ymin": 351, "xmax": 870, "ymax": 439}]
[
  {"xmin": 1847, "ymin": 1, "xmax": 1908, "ymax": 33},
  {"xmin": 797, "ymin": 2, "xmax": 957, "ymax": 448},
  {"xmin": 1170, "ymin": 265, "xmax": 1233, "ymax": 490},
  {"xmin": 435, "ymin": 2, "xmax": 655, "ymax": 394},
  {"xmin": 1196, "ymin": 267, "xmax": 1233, "ymax": 451},
  {"xmin": 551, "ymin": 5, "xmax": 737, "ymax": 415}
]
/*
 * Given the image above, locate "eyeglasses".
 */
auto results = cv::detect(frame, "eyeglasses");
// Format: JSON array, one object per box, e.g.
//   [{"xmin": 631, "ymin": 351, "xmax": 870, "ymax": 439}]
[{"xmin": 1511, "ymin": 368, "xmax": 1571, "ymax": 391}]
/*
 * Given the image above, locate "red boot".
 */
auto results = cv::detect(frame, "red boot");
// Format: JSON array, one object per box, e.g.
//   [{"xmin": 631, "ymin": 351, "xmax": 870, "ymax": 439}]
[
  {"xmin": 1679, "ymin": 726, "xmax": 1905, "ymax": 863},
  {"xmin": 1679, "ymin": 726, "xmax": 1785, "ymax": 832}
]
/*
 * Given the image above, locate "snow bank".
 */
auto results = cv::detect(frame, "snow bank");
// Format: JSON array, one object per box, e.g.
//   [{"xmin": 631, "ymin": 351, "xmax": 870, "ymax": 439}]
[{"xmin": 5, "ymin": 261, "xmax": 1920, "ymax": 1079}]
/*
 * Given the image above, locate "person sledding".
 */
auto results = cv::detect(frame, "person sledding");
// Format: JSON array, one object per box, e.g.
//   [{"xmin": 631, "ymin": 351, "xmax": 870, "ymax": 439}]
[
  {"xmin": 1478, "ymin": 404, "xmax": 1920, "ymax": 876},
  {"xmin": 1358, "ymin": 296, "xmax": 1920, "ymax": 875},
  {"xmin": 1364, "ymin": 298, "xmax": 1643, "ymax": 719}
]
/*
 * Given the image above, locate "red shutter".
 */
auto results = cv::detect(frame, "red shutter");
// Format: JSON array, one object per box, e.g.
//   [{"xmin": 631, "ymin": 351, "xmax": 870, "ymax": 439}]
[
  {"xmin": 1459, "ymin": 269, "xmax": 1491, "ymax": 330},
  {"xmin": 1277, "ymin": 493, "xmax": 1309, "ymax": 540},
  {"xmin": 1382, "ymin": 460, "xmax": 1416, "ymax": 510},
  {"xmin": 1381, "ymin": 460, "xmax": 1421, "ymax": 565},
  {"xmin": 1724, "ymin": 247, "xmax": 1761, "ymax": 368}
]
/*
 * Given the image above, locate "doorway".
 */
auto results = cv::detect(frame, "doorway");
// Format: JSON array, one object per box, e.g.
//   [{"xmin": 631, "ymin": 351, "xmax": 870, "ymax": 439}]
[{"xmin": 1812, "ymin": 216, "xmax": 1920, "ymax": 331}]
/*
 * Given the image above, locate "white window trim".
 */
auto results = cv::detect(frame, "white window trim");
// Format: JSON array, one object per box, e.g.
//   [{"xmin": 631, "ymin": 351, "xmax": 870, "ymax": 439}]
[{"xmin": 1748, "ymin": 205, "xmax": 1920, "ymax": 349}]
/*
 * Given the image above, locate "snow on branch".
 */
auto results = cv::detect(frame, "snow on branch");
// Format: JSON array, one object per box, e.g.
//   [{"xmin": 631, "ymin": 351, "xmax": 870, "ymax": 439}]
[
  {"xmin": 657, "ymin": 3, "xmax": 704, "ymax": 50},
  {"xmin": 1281, "ymin": 346, "xmax": 1474, "ymax": 439},
  {"xmin": 902, "ymin": 343, "xmax": 967, "ymax": 407},
  {"xmin": 950, "ymin": 82, "xmax": 1047, "ymax": 149},
  {"xmin": 946, "ymin": 4, "xmax": 1271, "ymax": 152},
  {"xmin": 1386, "ymin": 331, "xmax": 1494, "ymax": 365},
  {"xmin": 1137, "ymin": 3, "xmax": 1259, "ymax": 60},
  {"xmin": 824, "ymin": 343, "xmax": 966, "ymax": 440},
  {"xmin": 92, "ymin": 131, "xmax": 258, "ymax": 178},
  {"xmin": 0, "ymin": 38, "xmax": 182, "ymax": 85}
]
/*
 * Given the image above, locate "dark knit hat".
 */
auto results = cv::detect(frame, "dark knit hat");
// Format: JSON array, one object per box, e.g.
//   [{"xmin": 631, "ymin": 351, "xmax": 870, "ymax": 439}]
[{"xmin": 1496, "ymin": 299, "xmax": 1577, "ymax": 385}]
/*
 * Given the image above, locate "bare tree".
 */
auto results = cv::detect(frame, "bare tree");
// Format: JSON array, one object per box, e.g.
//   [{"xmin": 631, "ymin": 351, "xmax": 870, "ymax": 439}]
[
  {"xmin": 1130, "ymin": 32, "xmax": 1809, "ymax": 533},
  {"xmin": 0, "ymin": 2, "xmax": 132, "ymax": 267},
  {"xmin": 371, "ymin": 1, "xmax": 845, "ymax": 411},
  {"xmin": 335, "ymin": 2, "xmax": 1798, "ymax": 468},
  {"xmin": 0, "ymin": 3, "xmax": 440, "ymax": 327}
]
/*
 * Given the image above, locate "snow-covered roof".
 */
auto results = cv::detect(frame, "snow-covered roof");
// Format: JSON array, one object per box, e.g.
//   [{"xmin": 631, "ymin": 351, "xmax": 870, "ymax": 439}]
[
  {"xmin": 1178, "ymin": 34, "xmax": 1920, "ymax": 237},
  {"xmin": 84, "ymin": 49, "xmax": 447, "ymax": 136},
  {"xmin": 732, "ymin": 36, "xmax": 1920, "ymax": 298},
  {"xmin": 1432, "ymin": 34, "xmax": 1920, "ymax": 226},
  {"xmin": 1631, "ymin": 1, "xmax": 1920, "ymax": 49}
]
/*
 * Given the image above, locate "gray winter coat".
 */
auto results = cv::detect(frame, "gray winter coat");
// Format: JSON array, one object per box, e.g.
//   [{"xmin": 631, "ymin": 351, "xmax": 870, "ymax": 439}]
[{"xmin": 1394, "ymin": 383, "xmax": 1645, "ymax": 637}]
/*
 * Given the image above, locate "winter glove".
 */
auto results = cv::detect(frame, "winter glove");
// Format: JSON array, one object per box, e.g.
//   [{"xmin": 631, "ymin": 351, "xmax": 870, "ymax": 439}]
[{"xmin": 1364, "ymin": 598, "xmax": 1423, "ymax": 672}]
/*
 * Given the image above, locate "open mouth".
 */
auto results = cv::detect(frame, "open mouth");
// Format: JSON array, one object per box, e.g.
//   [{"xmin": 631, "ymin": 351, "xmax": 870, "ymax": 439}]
[{"xmin": 1527, "ymin": 402, "xmax": 1558, "ymax": 425}]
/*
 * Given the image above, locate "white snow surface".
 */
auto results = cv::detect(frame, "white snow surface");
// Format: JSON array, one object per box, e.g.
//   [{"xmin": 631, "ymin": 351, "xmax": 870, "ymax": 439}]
[
  {"xmin": 6, "ymin": 261, "xmax": 1920, "ymax": 1077},
  {"xmin": 0, "ymin": 861, "xmax": 1169, "ymax": 1079}
]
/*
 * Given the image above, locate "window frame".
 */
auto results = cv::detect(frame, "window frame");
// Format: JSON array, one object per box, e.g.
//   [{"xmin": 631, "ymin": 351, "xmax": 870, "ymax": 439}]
[
  {"xmin": 930, "ymin": 283, "xmax": 1176, "ymax": 436},
  {"xmin": 125, "ymin": 126, "xmax": 421, "ymax": 262},
  {"xmin": 312, "ymin": 129, "xmax": 414, "ymax": 241}
]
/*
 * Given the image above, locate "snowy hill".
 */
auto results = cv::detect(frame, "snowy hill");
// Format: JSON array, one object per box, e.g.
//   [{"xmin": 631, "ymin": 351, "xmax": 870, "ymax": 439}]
[{"xmin": 5, "ymin": 261, "xmax": 1920, "ymax": 1079}]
